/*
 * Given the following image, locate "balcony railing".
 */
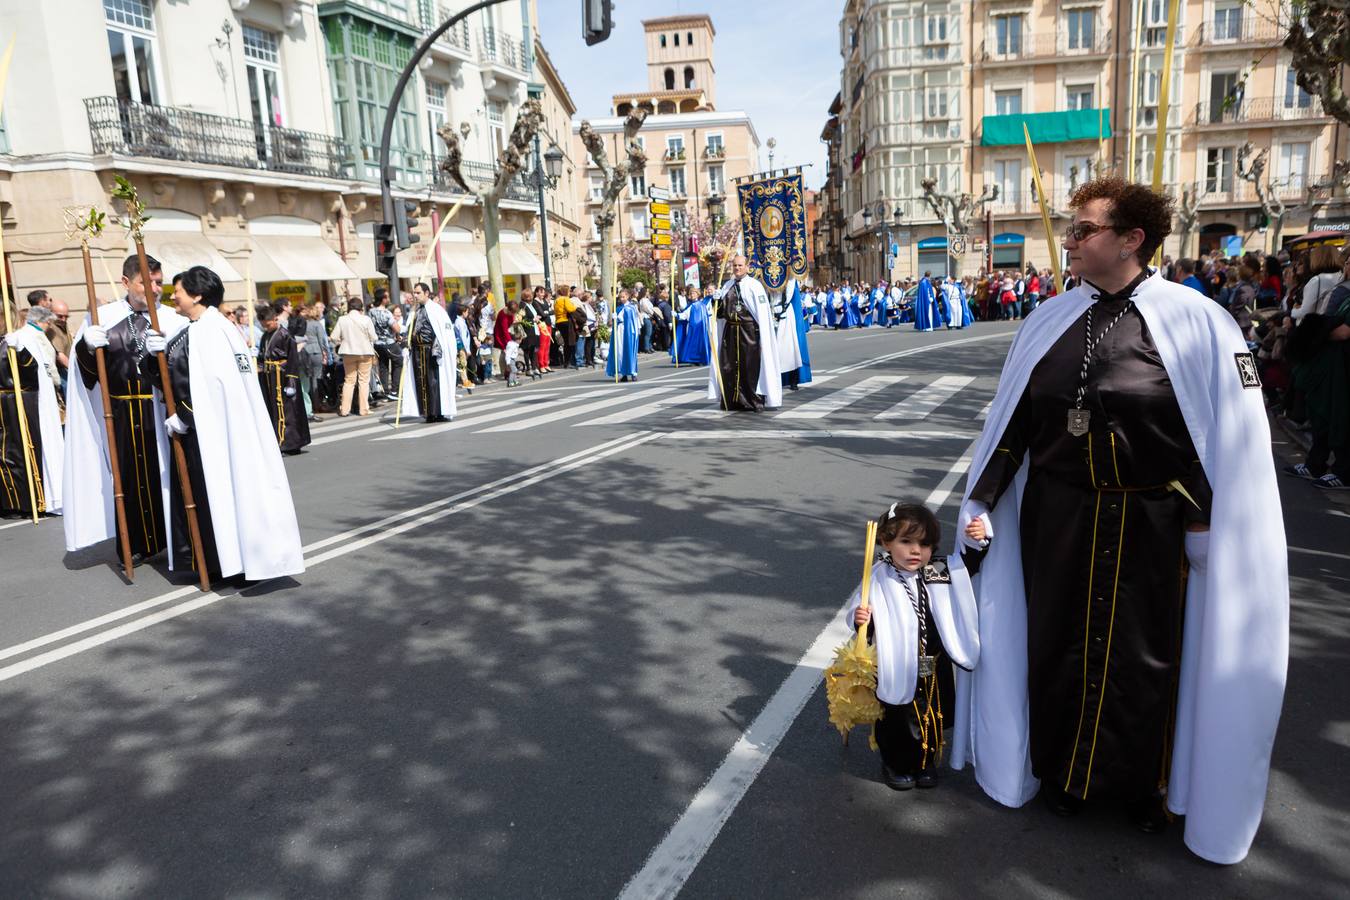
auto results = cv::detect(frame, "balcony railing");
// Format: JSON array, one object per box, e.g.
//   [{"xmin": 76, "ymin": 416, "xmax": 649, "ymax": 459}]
[
  {"xmin": 663, "ymin": 148, "xmax": 687, "ymax": 162},
  {"xmin": 479, "ymin": 28, "xmax": 527, "ymax": 72},
  {"xmin": 1191, "ymin": 96, "xmax": 1326, "ymax": 126},
  {"xmin": 434, "ymin": 16, "xmax": 472, "ymax": 54},
  {"xmin": 85, "ymin": 96, "xmax": 349, "ymax": 179},
  {"xmin": 703, "ymin": 145, "xmax": 725, "ymax": 160},
  {"xmin": 1191, "ymin": 17, "xmax": 1283, "ymax": 47},
  {"xmin": 980, "ymin": 29, "xmax": 1112, "ymax": 62},
  {"xmin": 426, "ymin": 156, "xmax": 537, "ymax": 203}
]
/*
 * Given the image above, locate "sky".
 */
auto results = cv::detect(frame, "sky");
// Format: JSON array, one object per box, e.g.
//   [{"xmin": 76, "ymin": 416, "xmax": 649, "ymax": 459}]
[{"xmin": 536, "ymin": 0, "xmax": 840, "ymax": 190}]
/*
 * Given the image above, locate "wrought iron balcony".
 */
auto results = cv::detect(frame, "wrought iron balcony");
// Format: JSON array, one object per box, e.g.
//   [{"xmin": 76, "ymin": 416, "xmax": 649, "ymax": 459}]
[
  {"xmin": 980, "ymin": 29, "xmax": 1112, "ymax": 62},
  {"xmin": 1191, "ymin": 17, "xmax": 1283, "ymax": 48},
  {"xmin": 85, "ymin": 96, "xmax": 349, "ymax": 179},
  {"xmin": 1191, "ymin": 96, "xmax": 1327, "ymax": 127},
  {"xmin": 427, "ymin": 156, "xmax": 537, "ymax": 203},
  {"xmin": 479, "ymin": 27, "xmax": 528, "ymax": 72},
  {"xmin": 434, "ymin": 11, "xmax": 472, "ymax": 53}
]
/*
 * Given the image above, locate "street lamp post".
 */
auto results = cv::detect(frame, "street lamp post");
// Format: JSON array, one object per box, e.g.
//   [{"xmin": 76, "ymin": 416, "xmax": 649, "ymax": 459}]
[{"xmin": 527, "ymin": 134, "xmax": 565, "ymax": 291}]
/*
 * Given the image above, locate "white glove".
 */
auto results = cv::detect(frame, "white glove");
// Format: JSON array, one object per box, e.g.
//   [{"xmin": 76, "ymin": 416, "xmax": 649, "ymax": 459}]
[
  {"xmin": 145, "ymin": 331, "xmax": 166, "ymax": 354},
  {"xmin": 84, "ymin": 324, "xmax": 109, "ymax": 348},
  {"xmin": 432, "ymin": 344, "xmax": 443, "ymax": 359},
  {"xmin": 1184, "ymin": 529, "xmax": 1210, "ymax": 573},
  {"xmin": 957, "ymin": 500, "xmax": 994, "ymax": 551},
  {"xmin": 283, "ymin": 386, "xmax": 296, "ymax": 397},
  {"xmin": 164, "ymin": 414, "xmax": 189, "ymax": 435}
]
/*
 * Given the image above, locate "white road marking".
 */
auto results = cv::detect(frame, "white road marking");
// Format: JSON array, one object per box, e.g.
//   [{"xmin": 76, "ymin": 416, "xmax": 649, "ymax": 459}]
[
  {"xmin": 578, "ymin": 391, "xmax": 705, "ymax": 426},
  {"xmin": 0, "ymin": 432, "xmax": 658, "ymax": 681},
  {"xmin": 616, "ymin": 439, "xmax": 981, "ymax": 900},
  {"xmin": 664, "ymin": 429, "xmax": 975, "ymax": 441},
  {"xmin": 874, "ymin": 375, "xmax": 975, "ymax": 421},
  {"xmin": 678, "ymin": 407, "xmax": 734, "ymax": 420},
  {"xmin": 828, "ymin": 331, "xmax": 1012, "ymax": 376},
  {"xmin": 1289, "ymin": 545, "xmax": 1350, "ymax": 562},
  {"xmin": 775, "ymin": 375, "xmax": 904, "ymax": 420},
  {"xmin": 0, "ymin": 519, "xmax": 43, "ymax": 532},
  {"xmin": 374, "ymin": 388, "xmax": 619, "ymax": 441},
  {"xmin": 474, "ymin": 387, "xmax": 680, "ymax": 433}
]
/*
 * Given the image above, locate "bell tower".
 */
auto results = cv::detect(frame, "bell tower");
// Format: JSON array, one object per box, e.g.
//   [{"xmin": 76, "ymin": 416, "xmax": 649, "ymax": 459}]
[{"xmin": 643, "ymin": 15, "xmax": 717, "ymax": 110}]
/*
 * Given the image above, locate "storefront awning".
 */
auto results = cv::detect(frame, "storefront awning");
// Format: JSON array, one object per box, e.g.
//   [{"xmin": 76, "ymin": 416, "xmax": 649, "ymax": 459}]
[
  {"xmin": 500, "ymin": 246, "xmax": 544, "ymax": 276},
  {"xmin": 980, "ymin": 109, "xmax": 1113, "ymax": 147},
  {"xmin": 247, "ymin": 236, "xmax": 356, "ymax": 282},
  {"xmin": 440, "ymin": 244, "xmax": 489, "ymax": 278},
  {"xmin": 131, "ymin": 233, "xmax": 243, "ymax": 282}
]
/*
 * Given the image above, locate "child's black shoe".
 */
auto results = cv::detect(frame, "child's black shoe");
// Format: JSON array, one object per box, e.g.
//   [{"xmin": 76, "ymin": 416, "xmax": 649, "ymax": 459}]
[
  {"xmin": 881, "ymin": 762, "xmax": 914, "ymax": 791},
  {"xmin": 916, "ymin": 767, "xmax": 938, "ymax": 789}
]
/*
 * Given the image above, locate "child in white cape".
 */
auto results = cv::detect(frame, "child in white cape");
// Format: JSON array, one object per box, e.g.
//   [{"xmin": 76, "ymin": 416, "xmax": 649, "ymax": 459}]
[{"xmin": 846, "ymin": 501, "xmax": 986, "ymax": 790}]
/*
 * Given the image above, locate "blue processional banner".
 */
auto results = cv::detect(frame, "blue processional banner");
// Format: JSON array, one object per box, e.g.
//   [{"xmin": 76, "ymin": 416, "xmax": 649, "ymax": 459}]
[{"xmin": 737, "ymin": 173, "xmax": 808, "ymax": 293}]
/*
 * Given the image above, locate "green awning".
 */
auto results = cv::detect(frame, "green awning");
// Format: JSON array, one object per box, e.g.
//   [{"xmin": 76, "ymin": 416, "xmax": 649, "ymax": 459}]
[{"xmin": 980, "ymin": 109, "xmax": 1112, "ymax": 147}]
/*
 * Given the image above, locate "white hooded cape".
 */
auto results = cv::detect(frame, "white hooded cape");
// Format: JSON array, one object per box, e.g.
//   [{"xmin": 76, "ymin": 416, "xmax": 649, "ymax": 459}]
[
  {"xmin": 62, "ymin": 301, "xmax": 186, "ymax": 556},
  {"xmin": 398, "ymin": 301, "xmax": 457, "ymax": 421},
  {"xmin": 707, "ymin": 275, "xmax": 783, "ymax": 409},
  {"xmin": 949, "ymin": 271, "xmax": 1288, "ymax": 865},
  {"xmin": 4, "ymin": 327, "xmax": 64, "ymax": 513},
  {"xmin": 183, "ymin": 306, "xmax": 304, "ymax": 581},
  {"xmin": 771, "ymin": 280, "xmax": 805, "ymax": 374},
  {"xmin": 843, "ymin": 556, "xmax": 981, "ymax": 707}
]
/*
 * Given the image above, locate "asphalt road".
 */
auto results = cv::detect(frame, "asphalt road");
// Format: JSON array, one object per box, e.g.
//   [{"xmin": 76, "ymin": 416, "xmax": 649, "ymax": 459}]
[{"xmin": 0, "ymin": 319, "xmax": 1345, "ymax": 899}]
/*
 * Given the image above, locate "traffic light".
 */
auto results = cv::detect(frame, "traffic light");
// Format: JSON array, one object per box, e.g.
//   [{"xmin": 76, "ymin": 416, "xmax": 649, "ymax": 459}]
[
  {"xmin": 394, "ymin": 198, "xmax": 421, "ymax": 249},
  {"xmin": 583, "ymin": 0, "xmax": 613, "ymax": 46},
  {"xmin": 375, "ymin": 222, "xmax": 397, "ymax": 276}
]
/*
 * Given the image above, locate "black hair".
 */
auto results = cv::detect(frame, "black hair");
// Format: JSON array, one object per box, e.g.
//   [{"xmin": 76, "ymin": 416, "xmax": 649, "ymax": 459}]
[
  {"xmin": 26, "ymin": 289, "xmax": 49, "ymax": 306},
  {"xmin": 374, "ymin": 287, "xmax": 389, "ymax": 303},
  {"xmin": 122, "ymin": 253, "xmax": 161, "ymax": 280},
  {"xmin": 415, "ymin": 281, "xmax": 432, "ymax": 294},
  {"xmin": 177, "ymin": 265, "xmax": 225, "ymax": 307},
  {"xmin": 256, "ymin": 305, "xmax": 278, "ymax": 323},
  {"xmin": 876, "ymin": 501, "xmax": 941, "ymax": 549}
]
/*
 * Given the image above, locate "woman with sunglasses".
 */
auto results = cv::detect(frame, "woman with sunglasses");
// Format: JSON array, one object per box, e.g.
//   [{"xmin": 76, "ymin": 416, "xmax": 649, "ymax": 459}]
[{"xmin": 949, "ymin": 178, "xmax": 1287, "ymax": 865}]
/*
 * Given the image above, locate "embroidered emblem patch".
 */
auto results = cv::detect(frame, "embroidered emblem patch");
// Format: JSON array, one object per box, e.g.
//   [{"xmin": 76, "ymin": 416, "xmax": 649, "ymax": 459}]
[
  {"xmin": 1234, "ymin": 352, "xmax": 1261, "ymax": 389},
  {"xmin": 235, "ymin": 353, "xmax": 253, "ymax": 374},
  {"xmin": 921, "ymin": 560, "xmax": 951, "ymax": 585}
]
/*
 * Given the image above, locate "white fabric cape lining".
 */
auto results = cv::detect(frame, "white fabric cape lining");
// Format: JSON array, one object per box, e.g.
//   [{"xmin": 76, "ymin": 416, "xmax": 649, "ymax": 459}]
[
  {"xmin": 398, "ymin": 302, "xmax": 457, "ymax": 421},
  {"xmin": 5, "ymin": 327, "xmax": 64, "ymax": 512},
  {"xmin": 948, "ymin": 271, "xmax": 1288, "ymax": 865},
  {"xmin": 706, "ymin": 275, "xmax": 783, "ymax": 409},
  {"xmin": 62, "ymin": 301, "xmax": 184, "ymax": 561},
  {"xmin": 184, "ymin": 307, "xmax": 304, "ymax": 581}
]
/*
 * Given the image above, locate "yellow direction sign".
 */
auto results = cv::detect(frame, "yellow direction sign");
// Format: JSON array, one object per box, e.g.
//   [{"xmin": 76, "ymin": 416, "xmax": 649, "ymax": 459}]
[
  {"xmin": 650, "ymin": 216, "xmax": 671, "ymax": 231},
  {"xmin": 650, "ymin": 233, "xmax": 672, "ymax": 246},
  {"xmin": 650, "ymin": 201, "xmax": 671, "ymax": 215}
]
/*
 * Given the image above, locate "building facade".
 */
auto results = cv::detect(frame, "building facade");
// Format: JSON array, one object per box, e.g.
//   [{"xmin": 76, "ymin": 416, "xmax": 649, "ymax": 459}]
[
  {"xmin": 572, "ymin": 14, "xmax": 760, "ymax": 276},
  {"xmin": 827, "ymin": 0, "xmax": 1348, "ymax": 281},
  {"xmin": 0, "ymin": 0, "xmax": 572, "ymax": 312}
]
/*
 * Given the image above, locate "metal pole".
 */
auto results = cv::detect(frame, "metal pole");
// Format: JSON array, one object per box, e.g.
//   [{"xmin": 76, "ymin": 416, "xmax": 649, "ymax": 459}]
[
  {"xmin": 378, "ymin": 0, "xmax": 509, "ymax": 310},
  {"xmin": 534, "ymin": 133, "xmax": 553, "ymax": 292}
]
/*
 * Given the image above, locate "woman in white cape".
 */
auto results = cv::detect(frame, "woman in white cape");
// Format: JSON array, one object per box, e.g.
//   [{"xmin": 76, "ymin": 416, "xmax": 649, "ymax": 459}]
[
  {"xmin": 150, "ymin": 266, "xmax": 304, "ymax": 582},
  {"xmin": 950, "ymin": 178, "xmax": 1287, "ymax": 865}
]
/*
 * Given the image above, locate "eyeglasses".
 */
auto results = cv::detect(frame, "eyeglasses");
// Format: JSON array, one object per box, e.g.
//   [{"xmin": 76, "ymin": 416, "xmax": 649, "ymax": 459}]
[
  {"xmin": 1063, "ymin": 221, "xmax": 1123, "ymax": 242},
  {"xmin": 54, "ymin": 314, "xmax": 69, "ymax": 320}
]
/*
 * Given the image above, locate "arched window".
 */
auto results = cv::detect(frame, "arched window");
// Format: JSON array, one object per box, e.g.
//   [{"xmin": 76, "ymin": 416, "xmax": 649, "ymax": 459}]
[
  {"xmin": 683, "ymin": 66, "xmax": 695, "ymax": 89},
  {"xmin": 687, "ymin": 32, "xmax": 694, "ymax": 45},
  {"xmin": 659, "ymin": 34, "xmax": 667, "ymax": 47},
  {"xmin": 673, "ymin": 33, "xmax": 680, "ymax": 47},
  {"xmin": 664, "ymin": 68, "xmax": 675, "ymax": 90}
]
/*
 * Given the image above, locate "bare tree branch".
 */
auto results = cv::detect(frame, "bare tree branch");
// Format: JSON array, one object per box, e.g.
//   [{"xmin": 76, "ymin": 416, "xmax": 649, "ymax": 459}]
[
  {"xmin": 920, "ymin": 179, "xmax": 999, "ymax": 235},
  {"xmin": 1285, "ymin": 1, "xmax": 1350, "ymax": 127}
]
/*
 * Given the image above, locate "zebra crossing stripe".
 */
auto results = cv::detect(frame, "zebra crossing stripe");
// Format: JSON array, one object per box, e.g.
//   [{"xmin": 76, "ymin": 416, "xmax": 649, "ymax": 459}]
[
  {"xmin": 475, "ymin": 387, "xmax": 681, "ymax": 433},
  {"xmin": 774, "ymin": 375, "xmax": 906, "ymax": 420},
  {"xmin": 579, "ymin": 390, "xmax": 705, "ymax": 426},
  {"xmin": 374, "ymin": 387, "xmax": 619, "ymax": 441},
  {"xmin": 874, "ymin": 375, "xmax": 975, "ymax": 421}
]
